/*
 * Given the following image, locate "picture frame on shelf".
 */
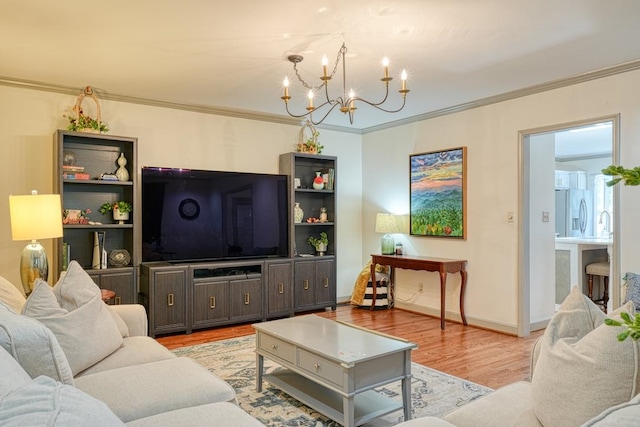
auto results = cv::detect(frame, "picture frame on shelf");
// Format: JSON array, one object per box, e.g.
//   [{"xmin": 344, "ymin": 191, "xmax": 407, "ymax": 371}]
[{"xmin": 410, "ymin": 146, "xmax": 467, "ymax": 239}]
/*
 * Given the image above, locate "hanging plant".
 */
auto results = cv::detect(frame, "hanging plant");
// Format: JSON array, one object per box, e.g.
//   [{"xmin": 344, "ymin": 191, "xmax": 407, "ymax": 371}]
[
  {"xmin": 295, "ymin": 120, "xmax": 323, "ymax": 154},
  {"xmin": 63, "ymin": 86, "xmax": 109, "ymax": 133}
]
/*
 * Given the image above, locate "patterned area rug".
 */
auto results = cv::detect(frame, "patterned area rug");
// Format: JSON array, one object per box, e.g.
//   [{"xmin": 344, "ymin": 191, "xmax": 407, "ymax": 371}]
[{"xmin": 173, "ymin": 335, "xmax": 492, "ymax": 426}]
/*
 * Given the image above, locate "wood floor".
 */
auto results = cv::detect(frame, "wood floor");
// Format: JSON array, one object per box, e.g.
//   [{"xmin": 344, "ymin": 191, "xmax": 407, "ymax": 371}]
[{"xmin": 156, "ymin": 305, "xmax": 544, "ymax": 390}]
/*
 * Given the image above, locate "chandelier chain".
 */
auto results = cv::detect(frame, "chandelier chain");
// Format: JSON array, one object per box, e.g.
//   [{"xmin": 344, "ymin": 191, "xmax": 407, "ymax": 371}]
[{"xmin": 292, "ymin": 44, "xmax": 345, "ymax": 91}]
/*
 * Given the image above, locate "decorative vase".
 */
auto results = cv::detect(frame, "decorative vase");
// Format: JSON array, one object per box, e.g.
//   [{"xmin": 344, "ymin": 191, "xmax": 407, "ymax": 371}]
[
  {"xmin": 294, "ymin": 203, "xmax": 304, "ymax": 223},
  {"xmin": 115, "ymin": 153, "xmax": 130, "ymax": 182},
  {"xmin": 313, "ymin": 171, "xmax": 324, "ymax": 190},
  {"xmin": 315, "ymin": 243, "xmax": 327, "ymax": 256},
  {"xmin": 113, "ymin": 210, "xmax": 129, "ymax": 225},
  {"xmin": 319, "ymin": 207, "xmax": 328, "ymax": 223}
]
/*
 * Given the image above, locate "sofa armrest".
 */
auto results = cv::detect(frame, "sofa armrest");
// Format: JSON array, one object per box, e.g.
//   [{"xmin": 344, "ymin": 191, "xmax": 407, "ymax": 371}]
[
  {"xmin": 110, "ymin": 304, "xmax": 148, "ymax": 337},
  {"xmin": 529, "ymin": 336, "xmax": 542, "ymax": 379}
]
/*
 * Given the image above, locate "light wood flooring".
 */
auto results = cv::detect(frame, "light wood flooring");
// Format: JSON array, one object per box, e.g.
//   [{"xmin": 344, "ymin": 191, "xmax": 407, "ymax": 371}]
[{"xmin": 156, "ymin": 305, "xmax": 544, "ymax": 390}]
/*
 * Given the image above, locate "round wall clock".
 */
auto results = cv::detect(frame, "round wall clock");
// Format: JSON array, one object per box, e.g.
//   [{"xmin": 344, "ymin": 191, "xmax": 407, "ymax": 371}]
[{"xmin": 179, "ymin": 198, "xmax": 200, "ymax": 220}]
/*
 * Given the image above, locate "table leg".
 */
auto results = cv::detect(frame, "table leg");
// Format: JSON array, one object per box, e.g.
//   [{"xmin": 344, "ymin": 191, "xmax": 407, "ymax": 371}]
[
  {"xmin": 439, "ymin": 271, "xmax": 447, "ymax": 330},
  {"xmin": 459, "ymin": 269, "xmax": 468, "ymax": 325},
  {"xmin": 256, "ymin": 352, "xmax": 264, "ymax": 392},
  {"xmin": 343, "ymin": 395, "xmax": 355, "ymax": 427},
  {"xmin": 401, "ymin": 375, "xmax": 412, "ymax": 421}
]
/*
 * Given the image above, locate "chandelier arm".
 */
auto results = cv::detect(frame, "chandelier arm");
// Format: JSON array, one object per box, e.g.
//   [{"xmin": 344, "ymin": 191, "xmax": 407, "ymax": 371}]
[
  {"xmin": 352, "ymin": 94, "xmax": 407, "ymax": 113},
  {"xmin": 283, "ymin": 99, "xmax": 342, "ymax": 121}
]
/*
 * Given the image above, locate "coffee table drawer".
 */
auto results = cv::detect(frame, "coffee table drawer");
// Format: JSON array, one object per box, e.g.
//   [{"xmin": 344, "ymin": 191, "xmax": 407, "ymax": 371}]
[
  {"xmin": 258, "ymin": 334, "xmax": 295, "ymax": 363},
  {"xmin": 298, "ymin": 349, "xmax": 343, "ymax": 386}
]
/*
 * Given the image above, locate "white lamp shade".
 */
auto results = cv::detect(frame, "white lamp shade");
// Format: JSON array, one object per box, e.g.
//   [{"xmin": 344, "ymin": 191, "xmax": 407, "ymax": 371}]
[
  {"xmin": 9, "ymin": 193, "xmax": 63, "ymax": 241},
  {"xmin": 375, "ymin": 213, "xmax": 408, "ymax": 234}
]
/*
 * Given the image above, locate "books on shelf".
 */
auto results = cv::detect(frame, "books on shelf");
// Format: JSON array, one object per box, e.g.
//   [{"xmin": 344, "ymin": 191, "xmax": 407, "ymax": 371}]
[
  {"xmin": 62, "ymin": 165, "xmax": 85, "ymax": 172},
  {"xmin": 63, "ymin": 172, "xmax": 90, "ymax": 180}
]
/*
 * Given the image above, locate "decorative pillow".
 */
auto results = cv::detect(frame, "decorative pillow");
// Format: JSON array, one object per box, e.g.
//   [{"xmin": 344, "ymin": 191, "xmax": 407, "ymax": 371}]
[
  {"xmin": 0, "ymin": 345, "xmax": 32, "ymax": 398},
  {"xmin": 531, "ymin": 286, "xmax": 639, "ymax": 427},
  {"xmin": 0, "ymin": 276, "xmax": 25, "ymax": 313},
  {"xmin": 22, "ymin": 261, "xmax": 123, "ymax": 376},
  {"xmin": 108, "ymin": 306, "xmax": 130, "ymax": 338},
  {"xmin": 0, "ymin": 301, "xmax": 74, "ymax": 385},
  {"xmin": 582, "ymin": 393, "xmax": 640, "ymax": 426},
  {"xmin": 624, "ymin": 272, "xmax": 640, "ymax": 310},
  {"xmin": 0, "ymin": 375, "xmax": 125, "ymax": 426}
]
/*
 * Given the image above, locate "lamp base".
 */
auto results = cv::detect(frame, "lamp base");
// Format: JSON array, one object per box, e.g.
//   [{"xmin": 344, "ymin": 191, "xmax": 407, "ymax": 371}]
[
  {"xmin": 381, "ymin": 233, "xmax": 395, "ymax": 255},
  {"xmin": 19, "ymin": 240, "xmax": 49, "ymax": 295}
]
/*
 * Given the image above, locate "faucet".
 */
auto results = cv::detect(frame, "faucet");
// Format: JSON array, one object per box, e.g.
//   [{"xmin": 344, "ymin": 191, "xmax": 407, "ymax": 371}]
[{"xmin": 599, "ymin": 210, "xmax": 611, "ymax": 236}]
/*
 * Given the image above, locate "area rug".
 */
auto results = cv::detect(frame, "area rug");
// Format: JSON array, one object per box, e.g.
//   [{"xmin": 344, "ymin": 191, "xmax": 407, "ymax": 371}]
[{"xmin": 173, "ymin": 335, "xmax": 492, "ymax": 426}]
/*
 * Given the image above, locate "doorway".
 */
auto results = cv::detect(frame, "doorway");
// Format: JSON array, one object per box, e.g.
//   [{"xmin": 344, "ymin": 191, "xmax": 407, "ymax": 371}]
[{"xmin": 518, "ymin": 115, "xmax": 620, "ymax": 337}]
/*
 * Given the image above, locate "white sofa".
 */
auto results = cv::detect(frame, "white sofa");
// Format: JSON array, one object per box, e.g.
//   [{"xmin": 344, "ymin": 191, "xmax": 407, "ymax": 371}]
[
  {"xmin": 395, "ymin": 286, "xmax": 640, "ymax": 427},
  {"xmin": 0, "ymin": 261, "xmax": 262, "ymax": 426}
]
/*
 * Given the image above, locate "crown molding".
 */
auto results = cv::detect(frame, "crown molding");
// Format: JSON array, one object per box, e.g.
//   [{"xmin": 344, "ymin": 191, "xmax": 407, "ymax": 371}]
[{"xmin": 2, "ymin": 59, "xmax": 639, "ymax": 136}]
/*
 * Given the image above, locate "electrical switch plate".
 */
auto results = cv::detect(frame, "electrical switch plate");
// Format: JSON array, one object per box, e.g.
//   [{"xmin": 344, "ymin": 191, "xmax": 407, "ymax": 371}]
[{"xmin": 542, "ymin": 211, "xmax": 550, "ymax": 222}]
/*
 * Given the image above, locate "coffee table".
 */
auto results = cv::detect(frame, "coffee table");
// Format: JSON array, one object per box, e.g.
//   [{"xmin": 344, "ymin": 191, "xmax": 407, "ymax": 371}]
[{"xmin": 253, "ymin": 314, "xmax": 416, "ymax": 427}]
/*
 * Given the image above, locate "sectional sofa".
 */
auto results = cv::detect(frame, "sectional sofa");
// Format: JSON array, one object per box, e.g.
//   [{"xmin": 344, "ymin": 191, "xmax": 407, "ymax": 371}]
[{"xmin": 0, "ymin": 261, "xmax": 262, "ymax": 426}]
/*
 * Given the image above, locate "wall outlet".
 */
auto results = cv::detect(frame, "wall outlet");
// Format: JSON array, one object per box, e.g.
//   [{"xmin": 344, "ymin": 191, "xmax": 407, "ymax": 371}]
[{"xmin": 417, "ymin": 283, "xmax": 423, "ymax": 292}]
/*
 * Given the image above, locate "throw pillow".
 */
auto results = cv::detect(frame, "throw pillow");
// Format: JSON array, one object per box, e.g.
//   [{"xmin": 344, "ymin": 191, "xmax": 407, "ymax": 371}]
[
  {"xmin": 0, "ymin": 375, "xmax": 125, "ymax": 426},
  {"xmin": 0, "ymin": 301, "xmax": 74, "ymax": 385},
  {"xmin": 531, "ymin": 286, "xmax": 639, "ymax": 427},
  {"xmin": 624, "ymin": 272, "xmax": 640, "ymax": 310},
  {"xmin": 582, "ymin": 393, "xmax": 640, "ymax": 426},
  {"xmin": 22, "ymin": 261, "xmax": 123, "ymax": 375},
  {"xmin": 0, "ymin": 276, "xmax": 25, "ymax": 313}
]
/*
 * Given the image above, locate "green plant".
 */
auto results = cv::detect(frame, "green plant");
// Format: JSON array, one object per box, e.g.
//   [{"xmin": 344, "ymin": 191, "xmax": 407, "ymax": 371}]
[
  {"xmin": 307, "ymin": 232, "xmax": 328, "ymax": 248},
  {"xmin": 604, "ymin": 312, "xmax": 640, "ymax": 342},
  {"xmin": 99, "ymin": 201, "xmax": 132, "ymax": 215},
  {"xmin": 601, "ymin": 165, "xmax": 640, "ymax": 186},
  {"xmin": 63, "ymin": 112, "xmax": 109, "ymax": 133}
]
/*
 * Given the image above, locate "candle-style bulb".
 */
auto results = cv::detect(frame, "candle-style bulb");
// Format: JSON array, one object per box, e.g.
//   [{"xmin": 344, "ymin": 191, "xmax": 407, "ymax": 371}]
[
  {"xmin": 322, "ymin": 55, "xmax": 328, "ymax": 78},
  {"xmin": 400, "ymin": 69, "xmax": 408, "ymax": 91},
  {"xmin": 307, "ymin": 90, "xmax": 314, "ymax": 108},
  {"xmin": 382, "ymin": 57, "xmax": 390, "ymax": 79},
  {"xmin": 282, "ymin": 76, "xmax": 290, "ymax": 99}
]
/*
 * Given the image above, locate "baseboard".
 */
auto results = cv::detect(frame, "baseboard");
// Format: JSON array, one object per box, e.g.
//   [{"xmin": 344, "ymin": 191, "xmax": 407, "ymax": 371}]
[{"xmin": 394, "ymin": 301, "xmax": 519, "ymax": 335}]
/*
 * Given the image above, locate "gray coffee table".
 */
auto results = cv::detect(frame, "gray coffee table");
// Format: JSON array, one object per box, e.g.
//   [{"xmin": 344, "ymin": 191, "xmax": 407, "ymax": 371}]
[{"xmin": 254, "ymin": 314, "xmax": 416, "ymax": 427}]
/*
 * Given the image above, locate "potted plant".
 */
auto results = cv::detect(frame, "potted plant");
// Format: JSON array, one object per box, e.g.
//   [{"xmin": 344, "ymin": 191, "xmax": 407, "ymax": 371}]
[
  {"xmin": 99, "ymin": 201, "xmax": 132, "ymax": 224},
  {"xmin": 308, "ymin": 232, "xmax": 329, "ymax": 256},
  {"xmin": 63, "ymin": 110, "xmax": 110, "ymax": 133},
  {"xmin": 601, "ymin": 165, "xmax": 640, "ymax": 186}
]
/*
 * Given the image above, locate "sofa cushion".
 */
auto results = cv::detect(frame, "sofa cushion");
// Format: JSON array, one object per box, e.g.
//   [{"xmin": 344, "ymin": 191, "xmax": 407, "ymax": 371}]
[
  {"xmin": 581, "ymin": 393, "xmax": 640, "ymax": 426},
  {"xmin": 624, "ymin": 271, "xmax": 640, "ymax": 310},
  {"xmin": 0, "ymin": 276, "xmax": 25, "ymax": 313},
  {"xmin": 22, "ymin": 263, "xmax": 123, "ymax": 375},
  {"xmin": 443, "ymin": 381, "xmax": 541, "ymax": 427},
  {"xmin": 531, "ymin": 286, "xmax": 639, "ymax": 427},
  {"xmin": 76, "ymin": 336, "xmax": 176, "ymax": 377},
  {"xmin": 0, "ymin": 300, "xmax": 74, "ymax": 385},
  {"xmin": 0, "ymin": 346, "xmax": 31, "ymax": 398},
  {"xmin": 74, "ymin": 357, "xmax": 237, "ymax": 422},
  {"xmin": 125, "ymin": 402, "xmax": 264, "ymax": 427},
  {"xmin": 0, "ymin": 375, "xmax": 125, "ymax": 426}
]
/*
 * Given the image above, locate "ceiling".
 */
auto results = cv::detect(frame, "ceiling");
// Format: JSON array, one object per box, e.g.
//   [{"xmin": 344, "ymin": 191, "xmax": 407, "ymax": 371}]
[{"xmin": 1, "ymin": 0, "xmax": 640, "ymax": 133}]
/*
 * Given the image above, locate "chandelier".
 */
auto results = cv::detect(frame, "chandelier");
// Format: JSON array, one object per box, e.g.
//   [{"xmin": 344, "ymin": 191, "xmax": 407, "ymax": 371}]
[{"xmin": 280, "ymin": 43, "xmax": 409, "ymax": 125}]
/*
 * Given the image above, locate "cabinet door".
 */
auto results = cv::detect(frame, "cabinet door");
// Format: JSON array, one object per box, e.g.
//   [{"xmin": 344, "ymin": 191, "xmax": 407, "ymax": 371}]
[
  {"xmin": 266, "ymin": 262, "xmax": 293, "ymax": 318},
  {"xmin": 193, "ymin": 281, "xmax": 229, "ymax": 326},
  {"xmin": 294, "ymin": 261, "xmax": 316, "ymax": 310},
  {"xmin": 229, "ymin": 277, "xmax": 262, "ymax": 322},
  {"xmin": 100, "ymin": 270, "xmax": 135, "ymax": 304},
  {"xmin": 153, "ymin": 270, "xmax": 187, "ymax": 331},
  {"xmin": 315, "ymin": 258, "xmax": 335, "ymax": 306}
]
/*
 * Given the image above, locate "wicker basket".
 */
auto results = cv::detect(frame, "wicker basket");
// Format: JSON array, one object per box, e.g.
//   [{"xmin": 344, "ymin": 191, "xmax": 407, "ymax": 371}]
[{"xmin": 70, "ymin": 86, "xmax": 106, "ymax": 133}]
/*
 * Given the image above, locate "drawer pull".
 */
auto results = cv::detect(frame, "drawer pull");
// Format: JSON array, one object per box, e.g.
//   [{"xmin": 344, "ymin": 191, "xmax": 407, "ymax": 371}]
[
  {"xmin": 244, "ymin": 293, "xmax": 250, "ymax": 305},
  {"xmin": 314, "ymin": 363, "xmax": 320, "ymax": 371},
  {"xmin": 323, "ymin": 277, "xmax": 329, "ymax": 288},
  {"xmin": 278, "ymin": 283, "xmax": 284, "ymax": 294},
  {"xmin": 303, "ymin": 279, "xmax": 309, "ymax": 290},
  {"xmin": 167, "ymin": 293, "xmax": 174, "ymax": 307},
  {"xmin": 271, "ymin": 344, "xmax": 278, "ymax": 350},
  {"xmin": 114, "ymin": 296, "xmax": 121, "ymax": 305},
  {"xmin": 210, "ymin": 296, "xmax": 216, "ymax": 309}
]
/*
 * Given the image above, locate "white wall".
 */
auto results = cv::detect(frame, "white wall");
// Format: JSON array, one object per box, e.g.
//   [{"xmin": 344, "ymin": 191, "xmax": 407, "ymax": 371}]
[
  {"xmin": 0, "ymin": 85, "xmax": 363, "ymax": 300},
  {"xmin": 363, "ymin": 69, "xmax": 640, "ymax": 332}
]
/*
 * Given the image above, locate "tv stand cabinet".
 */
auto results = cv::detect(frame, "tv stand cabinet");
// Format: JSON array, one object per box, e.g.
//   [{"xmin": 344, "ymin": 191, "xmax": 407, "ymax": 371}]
[{"xmin": 141, "ymin": 258, "xmax": 294, "ymax": 337}]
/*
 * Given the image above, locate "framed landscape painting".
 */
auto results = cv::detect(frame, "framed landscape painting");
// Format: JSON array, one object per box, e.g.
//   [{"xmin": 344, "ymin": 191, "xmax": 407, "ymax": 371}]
[{"xmin": 410, "ymin": 147, "xmax": 467, "ymax": 239}]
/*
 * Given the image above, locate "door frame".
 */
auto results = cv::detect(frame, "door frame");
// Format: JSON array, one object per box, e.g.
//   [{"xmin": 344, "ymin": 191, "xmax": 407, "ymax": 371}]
[{"xmin": 518, "ymin": 114, "xmax": 620, "ymax": 337}]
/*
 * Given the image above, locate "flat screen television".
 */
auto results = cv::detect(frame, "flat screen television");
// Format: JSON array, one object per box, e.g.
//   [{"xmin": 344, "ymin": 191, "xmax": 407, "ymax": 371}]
[{"xmin": 141, "ymin": 167, "xmax": 289, "ymax": 263}]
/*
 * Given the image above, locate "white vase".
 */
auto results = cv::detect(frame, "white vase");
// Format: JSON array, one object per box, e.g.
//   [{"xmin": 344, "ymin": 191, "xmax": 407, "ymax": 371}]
[
  {"xmin": 294, "ymin": 203, "xmax": 304, "ymax": 223},
  {"xmin": 113, "ymin": 210, "xmax": 129, "ymax": 225},
  {"xmin": 313, "ymin": 171, "xmax": 324, "ymax": 190},
  {"xmin": 115, "ymin": 153, "xmax": 130, "ymax": 182}
]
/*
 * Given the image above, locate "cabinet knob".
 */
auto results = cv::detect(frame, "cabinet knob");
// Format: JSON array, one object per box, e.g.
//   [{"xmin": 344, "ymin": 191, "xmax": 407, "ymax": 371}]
[
  {"xmin": 210, "ymin": 296, "xmax": 216, "ymax": 309},
  {"xmin": 323, "ymin": 278, "xmax": 329, "ymax": 288},
  {"xmin": 271, "ymin": 344, "xmax": 278, "ymax": 350},
  {"xmin": 314, "ymin": 363, "xmax": 320, "ymax": 371},
  {"xmin": 114, "ymin": 296, "xmax": 122, "ymax": 305},
  {"xmin": 303, "ymin": 279, "xmax": 309, "ymax": 290},
  {"xmin": 244, "ymin": 293, "xmax": 250, "ymax": 305},
  {"xmin": 278, "ymin": 283, "xmax": 284, "ymax": 294},
  {"xmin": 167, "ymin": 293, "xmax": 174, "ymax": 307}
]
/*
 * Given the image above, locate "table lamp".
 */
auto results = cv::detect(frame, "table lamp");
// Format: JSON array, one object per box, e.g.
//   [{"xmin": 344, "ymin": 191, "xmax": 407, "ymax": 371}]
[
  {"xmin": 9, "ymin": 190, "xmax": 63, "ymax": 295},
  {"xmin": 375, "ymin": 213, "xmax": 405, "ymax": 255}
]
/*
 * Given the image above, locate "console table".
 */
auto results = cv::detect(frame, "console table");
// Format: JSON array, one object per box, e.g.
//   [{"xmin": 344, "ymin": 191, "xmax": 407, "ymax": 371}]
[{"xmin": 370, "ymin": 254, "xmax": 468, "ymax": 330}]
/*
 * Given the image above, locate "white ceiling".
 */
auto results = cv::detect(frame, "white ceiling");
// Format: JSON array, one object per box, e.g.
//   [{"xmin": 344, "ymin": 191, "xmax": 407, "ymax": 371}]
[{"xmin": 1, "ymin": 0, "xmax": 640, "ymax": 133}]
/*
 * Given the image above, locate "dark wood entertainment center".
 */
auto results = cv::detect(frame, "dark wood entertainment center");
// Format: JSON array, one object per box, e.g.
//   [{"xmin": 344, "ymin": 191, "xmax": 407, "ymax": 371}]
[{"xmin": 53, "ymin": 131, "xmax": 337, "ymax": 337}]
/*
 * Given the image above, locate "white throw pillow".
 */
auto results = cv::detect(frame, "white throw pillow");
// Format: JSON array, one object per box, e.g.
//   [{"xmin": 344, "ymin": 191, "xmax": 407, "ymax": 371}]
[
  {"xmin": 0, "ymin": 301, "xmax": 74, "ymax": 385},
  {"xmin": 531, "ymin": 286, "xmax": 639, "ymax": 427},
  {"xmin": 0, "ymin": 375, "xmax": 125, "ymax": 426},
  {"xmin": 22, "ymin": 261, "xmax": 123, "ymax": 376},
  {"xmin": 582, "ymin": 393, "xmax": 640, "ymax": 426},
  {"xmin": 0, "ymin": 276, "xmax": 25, "ymax": 313}
]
